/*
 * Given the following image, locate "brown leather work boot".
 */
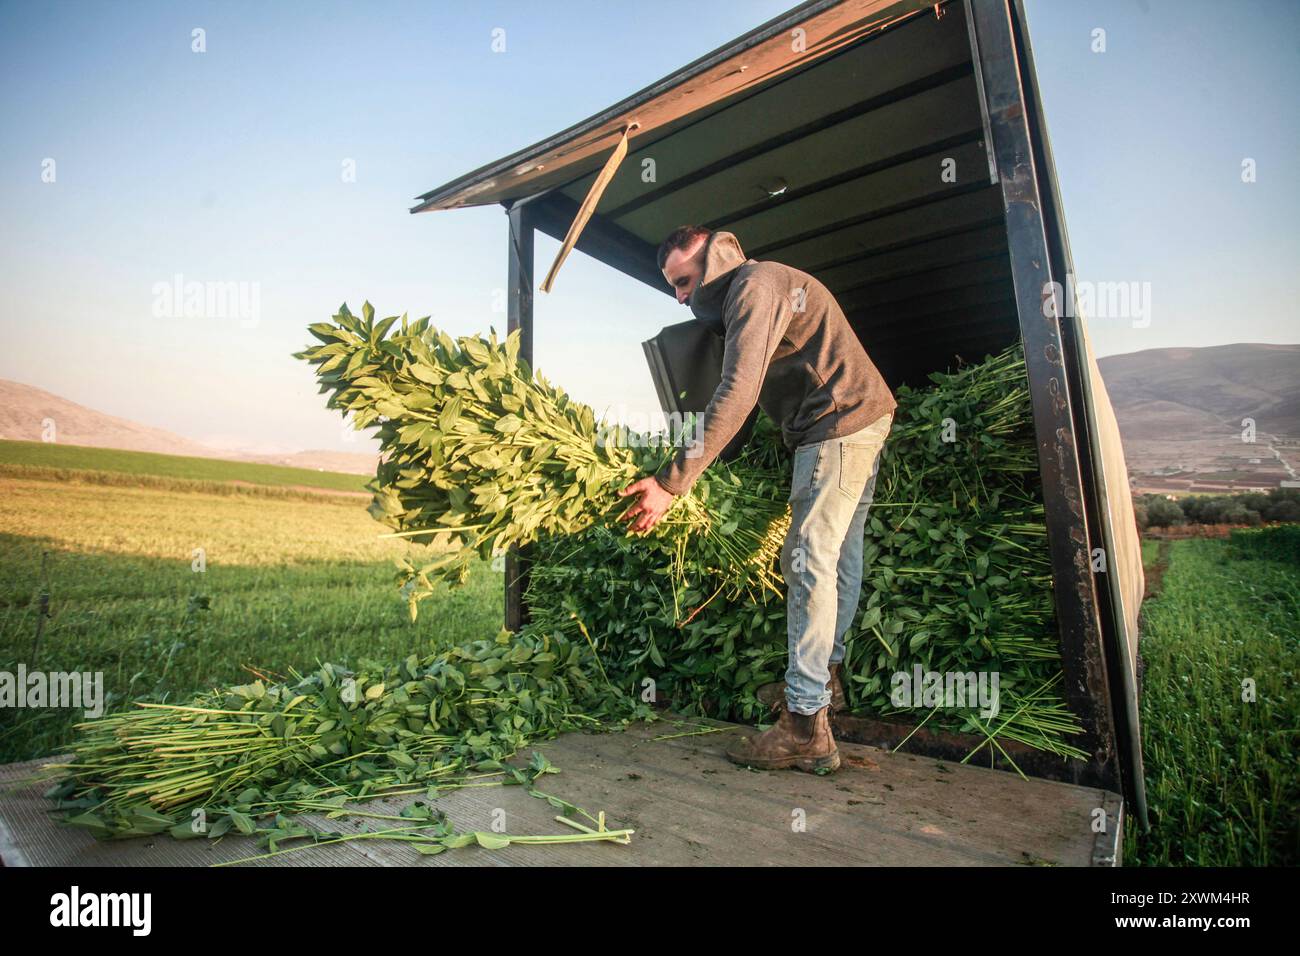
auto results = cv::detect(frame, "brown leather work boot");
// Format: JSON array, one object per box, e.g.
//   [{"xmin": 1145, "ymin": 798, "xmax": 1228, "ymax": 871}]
[
  {"xmin": 725, "ymin": 704, "xmax": 840, "ymax": 773},
  {"xmin": 755, "ymin": 663, "xmax": 847, "ymax": 717}
]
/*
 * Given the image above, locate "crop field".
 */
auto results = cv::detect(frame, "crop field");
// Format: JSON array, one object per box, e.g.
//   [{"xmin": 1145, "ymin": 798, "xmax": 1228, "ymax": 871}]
[
  {"xmin": 0, "ymin": 468, "xmax": 502, "ymax": 765},
  {"xmin": 1125, "ymin": 530, "xmax": 1299, "ymax": 866},
  {"xmin": 0, "ymin": 440, "xmax": 370, "ymax": 493}
]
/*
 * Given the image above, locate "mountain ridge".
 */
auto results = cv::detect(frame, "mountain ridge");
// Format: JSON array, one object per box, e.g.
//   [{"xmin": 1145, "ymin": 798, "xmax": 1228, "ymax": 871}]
[
  {"xmin": 0, "ymin": 379, "xmax": 380, "ymax": 475},
  {"xmin": 5, "ymin": 342, "xmax": 1297, "ymax": 488}
]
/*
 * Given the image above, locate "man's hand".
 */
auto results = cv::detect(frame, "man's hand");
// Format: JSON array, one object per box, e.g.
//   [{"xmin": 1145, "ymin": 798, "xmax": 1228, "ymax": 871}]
[{"xmin": 618, "ymin": 476, "xmax": 675, "ymax": 534}]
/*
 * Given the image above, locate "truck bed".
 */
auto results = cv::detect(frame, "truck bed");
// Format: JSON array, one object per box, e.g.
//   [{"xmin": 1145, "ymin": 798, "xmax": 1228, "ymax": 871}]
[{"xmin": 0, "ymin": 716, "xmax": 1122, "ymax": 866}]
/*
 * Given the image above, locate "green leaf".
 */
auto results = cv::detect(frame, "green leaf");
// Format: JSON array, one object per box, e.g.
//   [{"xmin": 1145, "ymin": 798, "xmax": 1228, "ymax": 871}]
[{"xmin": 494, "ymin": 414, "xmax": 523, "ymax": 434}]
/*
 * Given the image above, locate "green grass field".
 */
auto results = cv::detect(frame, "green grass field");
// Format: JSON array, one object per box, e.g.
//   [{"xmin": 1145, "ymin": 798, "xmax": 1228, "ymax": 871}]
[
  {"xmin": 0, "ymin": 471, "xmax": 502, "ymax": 764},
  {"xmin": 0, "ymin": 440, "xmax": 370, "ymax": 493},
  {"xmin": 1125, "ymin": 534, "xmax": 1298, "ymax": 866}
]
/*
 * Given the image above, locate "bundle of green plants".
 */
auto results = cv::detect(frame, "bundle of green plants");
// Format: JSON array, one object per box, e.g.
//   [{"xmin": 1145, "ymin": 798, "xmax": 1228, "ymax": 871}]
[
  {"xmin": 845, "ymin": 345, "xmax": 1084, "ymax": 760},
  {"xmin": 526, "ymin": 344, "xmax": 1087, "ymax": 764},
  {"xmin": 42, "ymin": 629, "xmax": 647, "ymax": 847},
  {"xmin": 524, "ymin": 417, "xmax": 792, "ymax": 716},
  {"xmin": 293, "ymin": 303, "xmax": 789, "ymax": 621}
]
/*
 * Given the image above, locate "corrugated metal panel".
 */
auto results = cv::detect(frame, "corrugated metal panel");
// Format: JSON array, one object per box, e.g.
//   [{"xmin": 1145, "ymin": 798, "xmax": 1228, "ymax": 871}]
[{"xmin": 549, "ymin": 7, "xmax": 1016, "ymax": 389}]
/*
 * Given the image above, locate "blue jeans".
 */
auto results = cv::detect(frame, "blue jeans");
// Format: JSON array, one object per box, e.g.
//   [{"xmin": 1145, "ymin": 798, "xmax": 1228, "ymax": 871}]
[{"xmin": 780, "ymin": 412, "xmax": 892, "ymax": 714}]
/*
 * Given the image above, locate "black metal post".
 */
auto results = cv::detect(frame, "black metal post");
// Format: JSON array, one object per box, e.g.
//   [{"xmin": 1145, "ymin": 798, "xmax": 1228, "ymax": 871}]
[
  {"xmin": 1006, "ymin": 0, "xmax": 1147, "ymax": 826},
  {"xmin": 967, "ymin": 0, "xmax": 1122, "ymax": 794},
  {"xmin": 505, "ymin": 200, "xmax": 535, "ymax": 633}
]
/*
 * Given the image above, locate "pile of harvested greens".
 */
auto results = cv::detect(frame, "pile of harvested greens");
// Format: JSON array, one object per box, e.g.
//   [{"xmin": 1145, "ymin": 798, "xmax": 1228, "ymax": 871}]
[
  {"xmin": 524, "ymin": 345, "xmax": 1086, "ymax": 762},
  {"xmin": 44, "ymin": 630, "xmax": 649, "ymax": 854},
  {"xmin": 43, "ymin": 303, "xmax": 1085, "ymax": 853}
]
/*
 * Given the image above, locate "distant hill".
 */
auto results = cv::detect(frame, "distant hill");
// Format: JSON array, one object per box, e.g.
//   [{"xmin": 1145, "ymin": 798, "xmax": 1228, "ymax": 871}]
[
  {"xmin": 1097, "ymin": 344, "xmax": 1300, "ymax": 493},
  {"xmin": 8, "ymin": 345, "xmax": 1298, "ymax": 496},
  {"xmin": 0, "ymin": 379, "xmax": 380, "ymax": 475}
]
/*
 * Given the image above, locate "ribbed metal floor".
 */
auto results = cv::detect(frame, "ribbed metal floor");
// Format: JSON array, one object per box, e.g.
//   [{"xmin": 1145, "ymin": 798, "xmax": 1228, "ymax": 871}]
[{"xmin": 0, "ymin": 717, "xmax": 1121, "ymax": 866}]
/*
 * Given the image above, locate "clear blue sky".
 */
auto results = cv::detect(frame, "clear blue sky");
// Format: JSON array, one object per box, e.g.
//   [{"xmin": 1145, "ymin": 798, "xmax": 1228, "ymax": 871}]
[{"xmin": 2, "ymin": 0, "xmax": 1296, "ymax": 455}]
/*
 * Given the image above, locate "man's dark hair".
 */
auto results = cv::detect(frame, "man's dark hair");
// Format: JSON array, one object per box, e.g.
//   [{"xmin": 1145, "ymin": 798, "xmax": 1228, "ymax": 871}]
[{"xmin": 657, "ymin": 225, "xmax": 712, "ymax": 271}]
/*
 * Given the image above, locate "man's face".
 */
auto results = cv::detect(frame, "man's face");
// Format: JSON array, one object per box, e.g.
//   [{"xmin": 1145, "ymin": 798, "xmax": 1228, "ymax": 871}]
[{"xmin": 662, "ymin": 236, "xmax": 708, "ymax": 306}]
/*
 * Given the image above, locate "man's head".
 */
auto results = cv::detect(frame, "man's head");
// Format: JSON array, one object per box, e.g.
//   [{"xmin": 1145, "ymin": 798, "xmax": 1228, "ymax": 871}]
[{"xmin": 658, "ymin": 225, "xmax": 712, "ymax": 305}]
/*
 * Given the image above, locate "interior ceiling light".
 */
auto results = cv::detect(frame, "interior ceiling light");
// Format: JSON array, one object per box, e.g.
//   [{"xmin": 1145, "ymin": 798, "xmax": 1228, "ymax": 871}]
[{"xmin": 760, "ymin": 176, "xmax": 788, "ymax": 198}]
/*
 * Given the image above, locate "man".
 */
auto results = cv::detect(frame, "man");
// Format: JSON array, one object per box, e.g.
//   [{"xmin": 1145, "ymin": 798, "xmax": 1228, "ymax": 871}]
[{"xmin": 619, "ymin": 225, "xmax": 897, "ymax": 774}]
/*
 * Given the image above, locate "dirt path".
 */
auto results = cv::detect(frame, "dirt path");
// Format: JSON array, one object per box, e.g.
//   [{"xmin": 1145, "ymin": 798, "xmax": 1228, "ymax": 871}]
[
  {"xmin": 1142, "ymin": 539, "xmax": 1173, "ymax": 601},
  {"xmin": 1136, "ymin": 538, "xmax": 1175, "ymax": 697}
]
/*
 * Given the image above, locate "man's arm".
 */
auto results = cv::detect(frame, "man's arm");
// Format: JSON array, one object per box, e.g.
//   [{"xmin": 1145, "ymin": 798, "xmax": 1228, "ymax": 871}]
[{"xmin": 654, "ymin": 278, "xmax": 791, "ymax": 496}]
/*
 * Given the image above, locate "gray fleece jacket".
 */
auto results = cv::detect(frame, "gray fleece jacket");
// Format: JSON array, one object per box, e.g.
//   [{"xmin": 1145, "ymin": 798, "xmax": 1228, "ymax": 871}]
[{"xmin": 654, "ymin": 230, "xmax": 897, "ymax": 496}]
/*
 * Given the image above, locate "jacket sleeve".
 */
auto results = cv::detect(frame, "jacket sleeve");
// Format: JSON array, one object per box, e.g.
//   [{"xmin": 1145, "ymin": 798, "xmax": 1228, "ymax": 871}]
[{"xmin": 654, "ymin": 279, "xmax": 791, "ymax": 496}]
